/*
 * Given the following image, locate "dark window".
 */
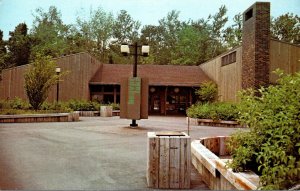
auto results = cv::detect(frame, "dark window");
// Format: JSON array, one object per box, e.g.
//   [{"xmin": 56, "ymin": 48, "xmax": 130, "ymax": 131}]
[
  {"xmin": 103, "ymin": 95, "xmax": 114, "ymax": 104},
  {"xmin": 245, "ymin": 9, "xmax": 253, "ymax": 21},
  {"xmin": 221, "ymin": 51, "xmax": 237, "ymax": 66},
  {"xmin": 103, "ymin": 85, "xmax": 114, "ymax": 92},
  {"xmin": 90, "ymin": 85, "xmax": 101, "ymax": 93}
]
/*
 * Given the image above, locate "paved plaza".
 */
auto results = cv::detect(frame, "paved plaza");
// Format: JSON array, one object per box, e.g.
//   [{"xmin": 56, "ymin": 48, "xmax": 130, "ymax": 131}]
[{"xmin": 0, "ymin": 116, "xmax": 240, "ymax": 190}]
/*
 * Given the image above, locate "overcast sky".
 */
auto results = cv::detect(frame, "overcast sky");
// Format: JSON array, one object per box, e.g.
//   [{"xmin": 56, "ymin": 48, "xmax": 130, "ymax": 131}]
[{"xmin": 0, "ymin": 0, "xmax": 299, "ymax": 40}]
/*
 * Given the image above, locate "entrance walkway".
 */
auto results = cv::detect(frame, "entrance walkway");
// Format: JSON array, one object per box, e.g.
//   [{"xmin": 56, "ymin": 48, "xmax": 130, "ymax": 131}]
[{"xmin": 0, "ymin": 116, "xmax": 240, "ymax": 190}]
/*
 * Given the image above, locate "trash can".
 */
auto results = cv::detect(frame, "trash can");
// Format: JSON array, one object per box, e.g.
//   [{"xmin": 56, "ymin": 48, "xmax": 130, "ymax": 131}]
[
  {"xmin": 100, "ymin": 106, "xmax": 112, "ymax": 117},
  {"xmin": 147, "ymin": 131, "xmax": 191, "ymax": 189}
]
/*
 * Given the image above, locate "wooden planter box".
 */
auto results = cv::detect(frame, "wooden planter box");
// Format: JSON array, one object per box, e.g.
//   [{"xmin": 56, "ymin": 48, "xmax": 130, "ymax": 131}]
[
  {"xmin": 191, "ymin": 136, "xmax": 259, "ymax": 190},
  {"xmin": 147, "ymin": 131, "xmax": 191, "ymax": 189},
  {"xmin": 187, "ymin": 117, "xmax": 243, "ymax": 128},
  {"xmin": 100, "ymin": 106, "xmax": 112, "ymax": 117}
]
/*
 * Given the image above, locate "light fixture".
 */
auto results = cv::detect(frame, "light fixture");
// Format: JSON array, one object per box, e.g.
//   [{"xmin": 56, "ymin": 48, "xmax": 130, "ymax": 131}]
[
  {"xmin": 121, "ymin": 44, "xmax": 130, "ymax": 56},
  {"xmin": 141, "ymin": 45, "xmax": 150, "ymax": 57},
  {"xmin": 150, "ymin": 87, "xmax": 156, "ymax": 93},
  {"xmin": 56, "ymin": 67, "xmax": 61, "ymax": 74},
  {"xmin": 174, "ymin": 87, "xmax": 180, "ymax": 93}
]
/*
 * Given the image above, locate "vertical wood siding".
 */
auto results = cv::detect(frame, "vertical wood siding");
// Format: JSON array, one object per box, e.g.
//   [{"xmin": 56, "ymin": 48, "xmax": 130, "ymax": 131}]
[
  {"xmin": 199, "ymin": 47, "xmax": 243, "ymax": 102},
  {"xmin": 0, "ymin": 52, "xmax": 102, "ymax": 101},
  {"xmin": 269, "ymin": 39, "xmax": 300, "ymax": 83}
]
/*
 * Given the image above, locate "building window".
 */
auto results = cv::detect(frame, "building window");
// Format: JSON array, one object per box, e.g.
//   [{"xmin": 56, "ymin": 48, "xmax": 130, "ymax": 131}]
[
  {"xmin": 221, "ymin": 51, "xmax": 236, "ymax": 66},
  {"xmin": 245, "ymin": 9, "xmax": 253, "ymax": 21}
]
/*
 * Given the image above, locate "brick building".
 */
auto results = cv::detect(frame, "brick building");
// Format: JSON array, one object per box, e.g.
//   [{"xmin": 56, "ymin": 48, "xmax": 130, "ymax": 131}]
[{"xmin": 0, "ymin": 2, "xmax": 300, "ymax": 115}]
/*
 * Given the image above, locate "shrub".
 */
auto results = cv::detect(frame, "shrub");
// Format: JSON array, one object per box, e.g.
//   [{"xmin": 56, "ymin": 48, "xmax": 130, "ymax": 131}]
[
  {"xmin": 24, "ymin": 54, "xmax": 60, "ymax": 110},
  {"xmin": 66, "ymin": 100, "xmax": 101, "ymax": 111},
  {"xmin": 8, "ymin": 97, "xmax": 30, "ymax": 110},
  {"xmin": 196, "ymin": 81, "xmax": 218, "ymax": 103},
  {"xmin": 186, "ymin": 102, "xmax": 238, "ymax": 121},
  {"xmin": 227, "ymin": 70, "xmax": 300, "ymax": 190},
  {"xmin": 40, "ymin": 102, "xmax": 72, "ymax": 113},
  {"xmin": 110, "ymin": 103, "xmax": 120, "ymax": 110}
]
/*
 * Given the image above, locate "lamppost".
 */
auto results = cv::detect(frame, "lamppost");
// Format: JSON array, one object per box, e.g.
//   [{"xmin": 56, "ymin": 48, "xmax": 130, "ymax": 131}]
[
  {"xmin": 56, "ymin": 67, "xmax": 61, "ymax": 102},
  {"xmin": 121, "ymin": 42, "xmax": 150, "ymax": 127}
]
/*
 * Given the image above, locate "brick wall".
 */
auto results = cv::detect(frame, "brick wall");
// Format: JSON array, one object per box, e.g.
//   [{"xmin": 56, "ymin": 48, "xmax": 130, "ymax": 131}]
[{"xmin": 242, "ymin": 2, "xmax": 270, "ymax": 89}]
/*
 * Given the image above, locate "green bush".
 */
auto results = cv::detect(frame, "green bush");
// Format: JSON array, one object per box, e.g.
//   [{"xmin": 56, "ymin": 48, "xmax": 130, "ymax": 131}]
[
  {"xmin": 186, "ymin": 102, "xmax": 238, "ymax": 121},
  {"xmin": 66, "ymin": 99, "xmax": 101, "ymax": 111},
  {"xmin": 8, "ymin": 97, "xmax": 30, "ymax": 110},
  {"xmin": 227, "ymin": 70, "xmax": 300, "ymax": 190},
  {"xmin": 110, "ymin": 103, "xmax": 120, "ymax": 110},
  {"xmin": 196, "ymin": 81, "xmax": 218, "ymax": 103},
  {"xmin": 40, "ymin": 102, "xmax": 72, "ymax": 112}
]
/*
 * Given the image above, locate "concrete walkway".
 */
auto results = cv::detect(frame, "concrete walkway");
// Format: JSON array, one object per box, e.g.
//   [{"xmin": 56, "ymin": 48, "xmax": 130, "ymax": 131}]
[{"xmin": 0, "ymin": 116, "xmax": 241, "ymax": 190}]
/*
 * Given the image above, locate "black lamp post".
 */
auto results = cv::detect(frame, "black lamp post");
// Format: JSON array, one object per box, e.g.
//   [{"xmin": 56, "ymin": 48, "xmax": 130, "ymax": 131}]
[
  {"xmin": 121, "ymin": 42, "xmax": 150, "ymax": 127},
  {"xmin": 56, "ymin": 67, "xmax": 61, "ymax": 102}
]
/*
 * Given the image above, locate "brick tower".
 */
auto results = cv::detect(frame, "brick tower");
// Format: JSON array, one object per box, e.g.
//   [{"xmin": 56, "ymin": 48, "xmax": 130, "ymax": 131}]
[{"xmin": 242, "ymin": 2, "xmax": 270, "ymax": 89}]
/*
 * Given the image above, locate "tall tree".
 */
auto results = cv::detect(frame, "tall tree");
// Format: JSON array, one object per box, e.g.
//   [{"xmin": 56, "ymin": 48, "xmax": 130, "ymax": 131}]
[
  {"xmin": 76, "ymin": 7, "xmax": 114, "ymax": 61},
  {"xmin": 271, "ymin": 13, "xmax": 300, "ymax": 44},
  {"xmin": 157, "ymin": 10, "xmax": 183, "ymax": 64},
  {"xmin": 171, "ymin": 25, "xmax": 202, "ymax": 65},
  {"xmin": 140, "ymin": 24, "xmax": 164, "ymax": 64},
  {"xmin": 223, "ymin": 13, "xmax": 243, "ymax": 49},
  {"xmin": 0, "ymin": 30, "xmax": 8, "ymax": 70},
  {"xmin": 30, "ymin": 6, "xmax": 70, "ymax": 58},
  {"xmin": 209, "ymin": 5, "xmax": 228, "ymax": 58},
  {"xmin": 113, "ymin": 10, "xmax": 141, "ymax": 44},
  {"xmin": 6, "ymin": 23, "xmax": 31, "ymax": 66}
]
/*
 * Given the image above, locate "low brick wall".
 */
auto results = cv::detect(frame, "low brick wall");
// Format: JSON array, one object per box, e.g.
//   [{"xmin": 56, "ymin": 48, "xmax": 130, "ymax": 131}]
[
  {"xmin": 191, "ymin": 137, "xmax": 259, "ymax": 190},
  {"xmin": 0, "ymin": 112, "xmax": 79, "ymax": 123},
  {"xmin": 187, "ymin": 117, "xmax": 243, "ymax": 128}
]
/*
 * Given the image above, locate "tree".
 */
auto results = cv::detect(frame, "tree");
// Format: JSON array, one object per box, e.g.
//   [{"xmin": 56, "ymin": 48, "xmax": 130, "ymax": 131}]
[
  {"xmin": 30, "ymin": 6, "xmax": 71, "ymax": 58},
  {"xmin": 0, "ymin": 30, "xmax": 8, "ymax": 70},
  {"xmin": 6, "ymin": 23, "xmax": 31, "ymax": 66},
  {"xmin": 208, "ymin": 5, "xmax": 228, "ymax": 58},
  {"xmin": 24, "ymin": 54, "xmax": 61, "ymax": 110},
  {"xmin": 223, "ymin": 13, "xmax": 243, "ymax": 49},
  {"xmin": 157, "ymin": 10, "xmax": 183, "ymax": 65},
  {"xmin": 113, "ymin": 10, "xmax": 141, "ymax": 44},
  {"xmin": 140, "ymin": 24, "xmax": 164, "ymax": 64},
  {"xmin": 171, "ymin": 25, "xmax": 202, "ymax": 65},
  {"xmin": 271, "ymin": 13, "xmax": 300, "ymax": 44},
  {"xmin": 76, "ymin": 6, "xmax": 114, "ymax": 61}
]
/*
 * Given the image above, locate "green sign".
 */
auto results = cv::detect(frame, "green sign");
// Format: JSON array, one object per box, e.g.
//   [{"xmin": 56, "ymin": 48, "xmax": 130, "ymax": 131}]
[{"xmin": 128, "ymin": 77, "xmax": 141, "ymax": 105}]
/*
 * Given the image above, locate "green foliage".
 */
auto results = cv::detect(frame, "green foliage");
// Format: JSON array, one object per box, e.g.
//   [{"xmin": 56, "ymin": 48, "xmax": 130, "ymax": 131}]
[
  {"xmin": 0, "ymin": 97, "xmax": 30, "ymax": 110},
  {"xmin": 66, "ymin": 99, "xmax": 101, "ymax": 111},
  {"xmin": 76, "ymin": 6, "xmax": 114, "ymax": 61},
  {"xmin": 40, "ymin": 102, "xmax": 71, "ymax": 112},
  {"xmin": 24, "ymin": 54, "xmax": 61, "ymax": 110},
  {"xmin": 9, "ymin": 97, "xmax": 30, "ymax": 110},
  {"xmin": 187, "ymin": 102, "xmax": 238, "ymax": 121},
  {"xmin": 271, "ymin": 13, "xmax": 300, "ymax": 44},
  {"xmin": 196, "ymin": 81, "xmax": 218, "ymax": 103},
  {"xmin": 228, "ymin": 70, "xmax": 300, "ymax": 190},
  {"xmin": 109, "ymin": 103, "xmax": 120, "ymax": 110},
  {"xmin": 30, "ymin": 6, "xmax": 71, "ymax": 58},
  {"xmin": 6, "ymin": 23, "xmax": 31, "ymax": 66},
  {"xmin": 223, "ymin": 13, "xmax": 243, "ymax": 48},
  {"xmin": 1, "ymin": 6, "xmax": 298, "ymax": 67}
]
